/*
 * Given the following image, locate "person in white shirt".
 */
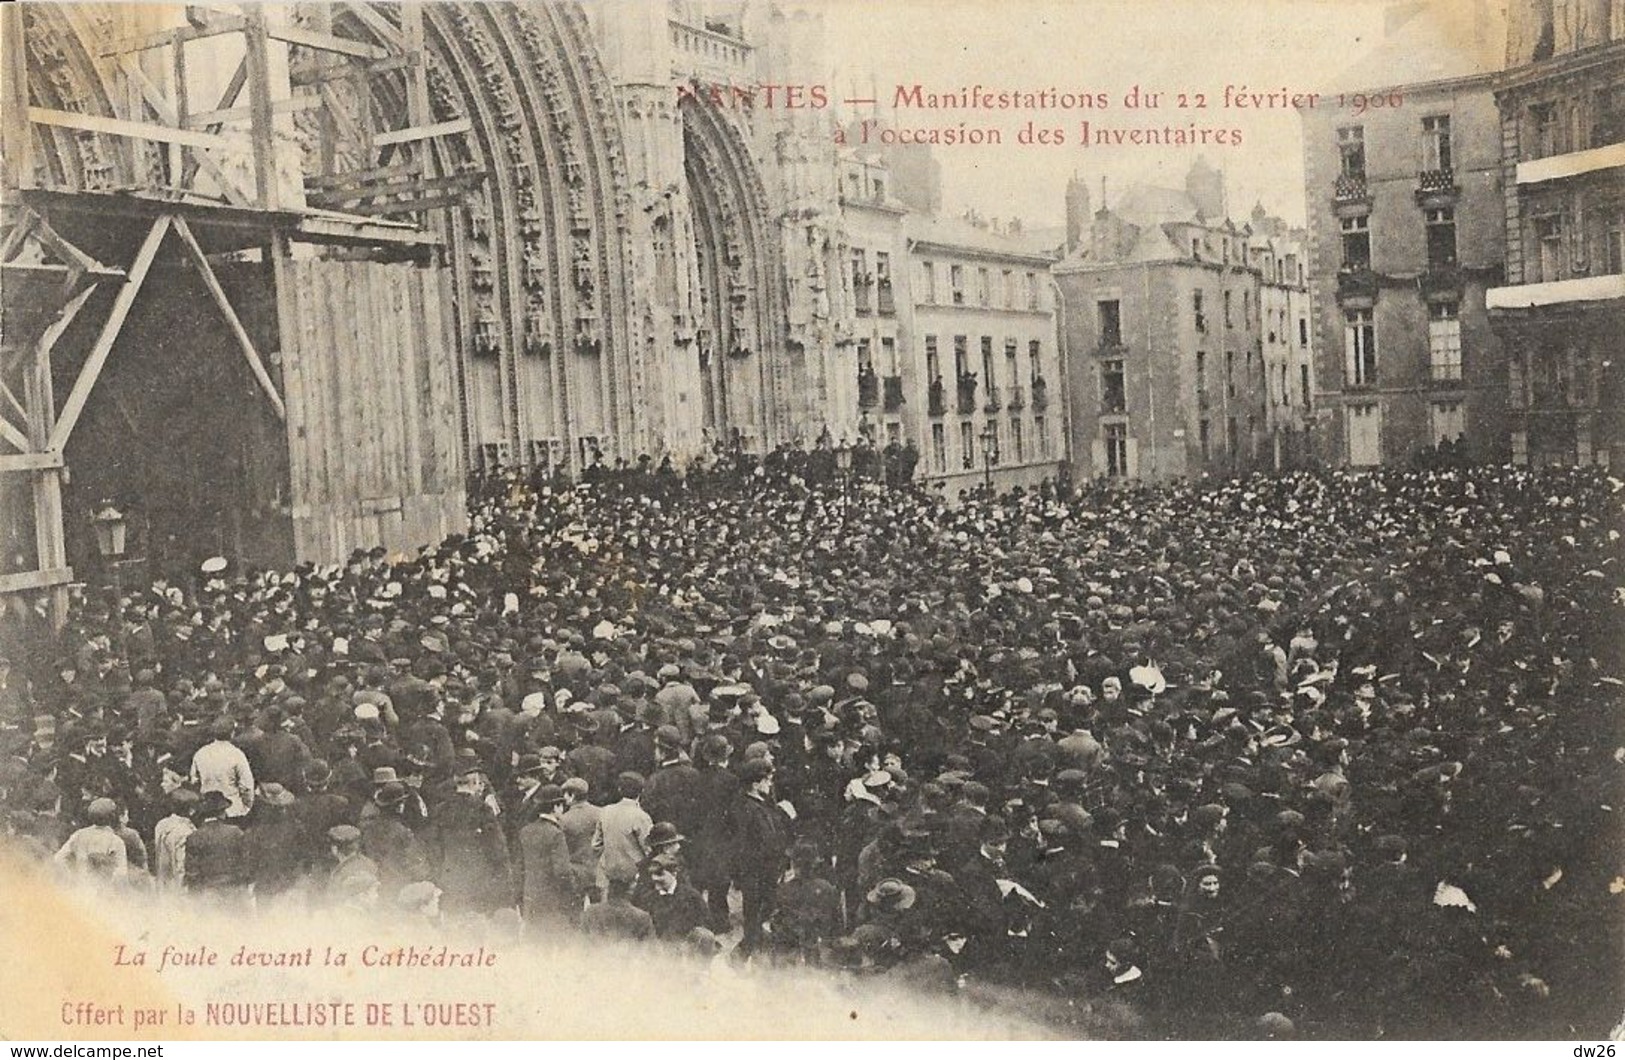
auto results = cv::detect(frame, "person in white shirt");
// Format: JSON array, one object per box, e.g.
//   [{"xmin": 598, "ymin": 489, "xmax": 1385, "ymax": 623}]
[
  {"xmin": 55, "ymin": 797, "xmax": 128, "ymax": 881},
  {"xmin": 190, "ymin": 716, "xmax": 255, "ymax": 817}
]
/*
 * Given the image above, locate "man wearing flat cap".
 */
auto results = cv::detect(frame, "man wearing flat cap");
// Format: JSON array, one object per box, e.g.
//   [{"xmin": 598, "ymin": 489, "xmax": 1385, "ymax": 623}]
[
  {"xmin": 326, "ymin": 824, "xmax": 380, "ymax": 908},
  {"xmin": 516, "ymin": 783, "xmax": 577, "ymax": 930}
]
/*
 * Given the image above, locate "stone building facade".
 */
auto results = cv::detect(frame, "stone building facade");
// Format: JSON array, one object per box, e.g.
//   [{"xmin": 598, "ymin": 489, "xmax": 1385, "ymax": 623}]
[
  {"xmin": 1299, "ymin": 2, "xmax": 1510, "ymax": 467},
  {"xmin": 1487, "ymin": 0, "xmax": 1625, "ymax": 468},
  {"xmin": 1054, "ymin": 161, "xmax": 1307, "ymax": 483}
]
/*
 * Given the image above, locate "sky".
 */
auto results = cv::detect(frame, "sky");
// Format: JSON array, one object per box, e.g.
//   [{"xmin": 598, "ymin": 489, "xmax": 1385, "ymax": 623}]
[{"xmin": 804, "ymin": 0, "xmax": 1404, "ymax": 229}]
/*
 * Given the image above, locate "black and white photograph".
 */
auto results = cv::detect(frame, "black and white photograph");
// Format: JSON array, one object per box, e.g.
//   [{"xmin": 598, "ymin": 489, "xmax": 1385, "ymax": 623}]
[{"xmin": 1, "ymin": 0, "xmax": 1622, "ymax": 1043}]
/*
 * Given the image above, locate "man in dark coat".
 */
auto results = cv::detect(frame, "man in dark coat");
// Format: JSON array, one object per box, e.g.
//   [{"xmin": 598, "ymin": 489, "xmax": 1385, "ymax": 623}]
[
  {"xmin": 688, "ymin": 734, "xmax": 740, "ymax": 933},
  {"xmin": 634, "ymin": 852, "xmax": 708, "ymax": 940},
  {"xmin": 359, "ymin": 782, "xmax": 432, "ymax": 896},
  {"xmin": 516, "ymin": 783, "xmax": 578, "ymax": 931},
  {"xmin": 641, "ymin": 726, "xmax": 704, "ymax": 837},
  {"xmin": 426, "ymin": 763, "xmax": 511, "ymax": 916},
  {"xmin": 731, "ymin": 757, "xmax": 792, "ymax": 956},
  {"xmin": 184, "ymin": 791, "xmax": 248, "ymax": 900}
]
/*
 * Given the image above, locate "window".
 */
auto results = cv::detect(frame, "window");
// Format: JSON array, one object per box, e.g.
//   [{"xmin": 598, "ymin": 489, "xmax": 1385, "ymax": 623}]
[
  {"xmin": 1098, "ymin": 299, "xmax": 1122, "ymax": 346},
  {"xmin": 1596, "ymin": 85, "xmax": 1625, "ymax": 147},
  {"xmin": 1428, "ymin": 303, "xmax": 1462, "ymax": 381},
  {"xmin": 1105, "ymin": 423, "xmax": 1128, "ymax": 477},
  {"xmin": 932, "ymin": 423, "xmax": 947, "ymax": 472},
  {"xmin": 1011, "ymin": 419, "xmax": 1024, "ymax": 463},
  {"xmin": 1196, "ymin": 350, "xmax": 1208, "ymax": 401},
  {"xmin": 857, "ymin": 338, "xmax": 872, "ymax": 372},
  {"xmin": 1426, "ymin": 207, "xmax": 1457, "ymax": 269},
  {"xmin": 1005, "ymin": 339, "xmax": 1019, "ymax": 384},
  {"xmin": 1607, "ymin": 212, "xmax": 1625, "ymax": 275},
  {"xmin": 1199, "ymin": 419, "xmax": 1211, "ymax": 460},
  {"xmin": 1223, "ymin": 290, "xmax": 1233, "ymax": 328},
  {"xmin": 1034, "ymin": 416, "xmax": 1048, "ymax": 456},
  {"xmin": 882, "ymin": 336, "xmax": 898, "ymax": 374},
  {"xmin": 1341, "ymin": 214, "xmax": 1371, "ymax": 268},
  {"xmin": 1344, "ymin": 308, "xmax": 1377, "ymax": 386},
  {"xmin": 1225, "ymin": 350, "xmax": 1236, "ymax": 398},
  {"xmin": 850, "ymin": 249, "xmax": 867, "ymax": 289},
  {"xmin": 1002, "ymin": 270, "xmax": 1015, "ymax": 308},
  {"xmin": 1299, "ymin": 317, "xmax": 1309, "ymax": 347},
  {"xmin": 1347, "ymin": 403, "xmax": 1381, "ymax": 466},
  {"xmin": 1192, "ymin": 238, "xmax": 1202, "ymax": 260},
  {"xmin": 984, "ymin": 420, "xmax": 1000, "ymax": 465},
  {"xmin": 977, "ymin": 267, "xmax": 990, "ymax": 306},
  {"xmin": 1028, "ymin": 340, "xmax": 1041, "ymax": 380},
  {"xmin": 1430, "ymin": 400, "xmax": 1464, "ymax": 446},
  {"xmin": 886, "ymin": 421, "xmax": 903, "ymax": 446},
  {"xmin": 921, "ymin": 261, "xmax": 936, "ymax": 303},
  {"xmin": 1528, "ymin": 102, "xmax": 1558, "ymax": 159},
  {"xmin": 1535, "ymin": 215, "xmax": 1565, "ymax": 282},
  {"xmin": 872, "ymin": 176, "xmax": 886, "ymax": 199},
  {"xmin": 1338, "ymin": 125, "xmax": 1366, "ymax": 179},
  {"xmin": 1025, "ymin": 272, "xmax": 1039, "ymax": 310},
  {"xmin": 954, "ymin": 335, "xmax": 969, "ymax": 377},
  {"xmin": 1243, "ymin": 290, "xmax": 1251, "ymax": 326},
  {"xmin": 981, "ymin": 336, "xmax": 995, "ymax": 383},
  {"xmin": 577, "ymin": 435, "xmax": 602, "ymax": 467},
  {"xmin": 1101, "ymin": 359, "xmax": 1127, "ymax": 414},
  {"xmin": 1301, "ymin": 364, "xmax": 1312, "ymax": 409},
  {"xmin": 925, "ymin": 335, "xmax": 940, "ymax": 381},
  {"xmin": 1193, "ymin": 290, "xmax": 1207, "ymax": 332},
  {"xmin": 951, "ymin": 265, "xmax": 965, "ymax": 304},
  {"xmin": 875, "ymin": 251, "xmax": 891, "ymax": 285},
  {"xmin": 960, "ymin": 421, "xmax": 976, "ymax": 470},
  {"xmin": 1422, "ymin": 115, "xmax": 1452, "ymax": 172}
]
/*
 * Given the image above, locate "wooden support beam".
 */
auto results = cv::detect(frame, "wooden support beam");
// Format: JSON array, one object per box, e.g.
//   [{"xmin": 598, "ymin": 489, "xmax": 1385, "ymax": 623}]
[
  {"xmin": 181, "ymin": 57, "xmax": 247, "ymax": 188},
  {"xmin": 186, "ymin": 94, "xmax": 323, "ymax": 128},
  {"xmin": 26, "ymin": 212, "xmax": 119, "ymax": 278},
  {"xmin": 345, "ymin": 193, "xmax": 468, "ymax": 217},
  {"xmin": 0, "ymin": 568, "xmax": 73, "ymax": 594},
  {"xmin": 0, "ymin": 410, "xmax": 27, "ymax": 452},
  {"xmin": 0, "ymin": 5, "xmax": 33, "ymax": 194},
  {"xmin": 242, "ymin": 7, "xmax": 278, "ymax": 210},
  {"xmin": 99, "ymin": 16, "xmax": 245, "ymax": 56},
  {"xmin": 268, "ymin": 25, "xmax": 387, "ymax": 60},
  {"xmin": 308, "ymin": 172, "xmax": 483, "ymax": 206},
  {"xmin": 172, "ymin": 216, "xmax": 287, "ymax": 421},
  {"xmin": 49, "ymin": 218, "xmax": 170, "ymax": 452},
  {"xmin": 0, "ymin": 451, "xmax": 64, "ymax": 473},
  {"xmin": 343, "ymin": 1, "xmax": 405, "ymax": 49},
  {"xmin": 304, "ymin": 161, "xmax": 421, "ymax": 190},
  {"xmin": 0, "ymin": 376, "xmax": 26, "ymax": 422},
  {"xmin": 0, "ymin": 208, "xmax": 40, "ymax": 262},
  {"xmin": 372, "ymin": 119, "xmax": 471, "ymax": 148},
  {"xmin": 29, "ymin": 107, "xmax": 248, "ymax": 152}
]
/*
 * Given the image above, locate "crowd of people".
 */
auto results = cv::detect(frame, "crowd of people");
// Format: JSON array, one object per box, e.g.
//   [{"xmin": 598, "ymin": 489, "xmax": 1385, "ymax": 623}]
[{"xmin": 1, "ymin": 455, "xmax": 1621, "ymax": 1039}]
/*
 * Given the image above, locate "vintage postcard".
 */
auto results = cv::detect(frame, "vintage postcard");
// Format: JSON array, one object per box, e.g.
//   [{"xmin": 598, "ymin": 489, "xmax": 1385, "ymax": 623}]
[{"xmin": 2, "ymin": 0, "xmax": 1622, "ymax": 1043}]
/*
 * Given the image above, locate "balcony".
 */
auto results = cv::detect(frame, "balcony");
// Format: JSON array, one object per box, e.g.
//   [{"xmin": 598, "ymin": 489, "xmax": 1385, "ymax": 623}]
[
  {"xmin": 876, "ymin": 280, "xmax": 895, "ymax": 315},
  {"xmin": 928, "ymin": 378, "xmax": 947, "ymax": 417},
  {"xmin": 1488, "ymin": 273, "xmax": 1625, "ymax": 309},
  {"xmin": 983, "ymin": 384, "xmax": 1003, "ymax": 413},
  {"xmin": 883, "ymin": 374, "xmax": 905, "ymax": 411},
  {"xmin": 1336, "ymin": 266, "xmax": 1379, "ymax": 301},
  {"xmin": 1421, "ymin": 266, "xmax": 1462, "ymax": 298},
  {"xmin": 858, "ymin": 369, "xmax": 880, "ymax": 409},
  {"xmin": 1334, "ymin": 174, "xmax": 1369, "ymax": 204},
  {"xmin": 956, "ymin": 376, "xmax": 979, "ymax": 414},
  {"xmin": 1516, "ymin": 142, "xmax": 1625, "ymax": 186},
  {"xmin": 1415, "ymin": 168, "xmax": 1458, "ymax": 207},
  {"xmin": 1007, "ymin": 384, "xmax": 1026, "ymax": 410}
]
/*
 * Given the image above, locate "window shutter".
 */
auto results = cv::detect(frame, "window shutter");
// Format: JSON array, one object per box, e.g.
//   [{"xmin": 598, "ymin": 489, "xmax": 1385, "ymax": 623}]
[{"xmin": 1125, "ymin": 438, "xmax": 1140, "ymax": 478}]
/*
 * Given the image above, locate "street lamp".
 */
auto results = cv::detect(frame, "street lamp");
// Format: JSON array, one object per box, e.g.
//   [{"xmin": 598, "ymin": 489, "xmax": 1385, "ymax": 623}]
[
  {"xmin": 980, "ymin": 426, "xmax": 998, "ymax": 495},
  {"xmin": 92, "ymin": 503, "xmax": 128, "ymax": 653}
]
